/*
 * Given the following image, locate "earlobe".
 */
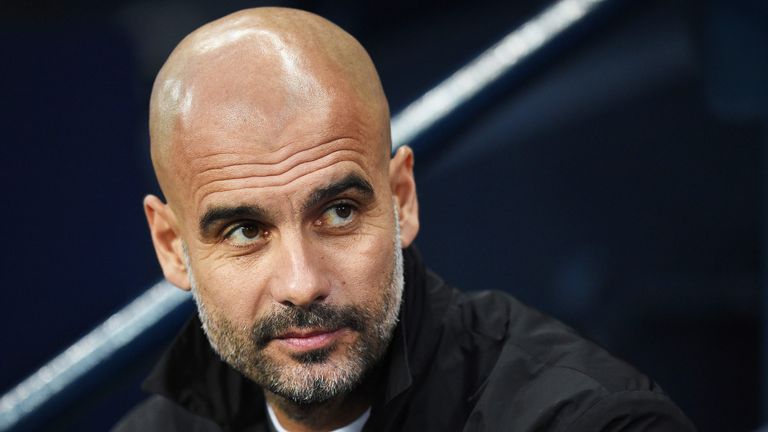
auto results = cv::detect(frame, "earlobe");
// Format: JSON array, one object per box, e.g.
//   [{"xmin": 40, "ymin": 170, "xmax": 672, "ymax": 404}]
[
  {"xmin": 143, "ymin": 195, "xmax": 191, "ymax": 290},
  {"xmin": 389, "ymin": 146, "xmax": 420, "ymax": 248}
]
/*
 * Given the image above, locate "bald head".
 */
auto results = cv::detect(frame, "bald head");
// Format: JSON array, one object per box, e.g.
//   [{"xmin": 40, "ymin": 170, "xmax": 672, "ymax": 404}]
[{"xmin": 149, "ymin": 7, "xmax": 390, "ymax": 204}]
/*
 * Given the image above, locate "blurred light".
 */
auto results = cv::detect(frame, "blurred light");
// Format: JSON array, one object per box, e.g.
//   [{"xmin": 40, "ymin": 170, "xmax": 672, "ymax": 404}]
[
  {"xmin": 0, "ymin": 281, "xmax": 189, "ymax": 431},
  {"xmin": 391, "ymin": 0, "xmax": 605, "ymax": 150}
]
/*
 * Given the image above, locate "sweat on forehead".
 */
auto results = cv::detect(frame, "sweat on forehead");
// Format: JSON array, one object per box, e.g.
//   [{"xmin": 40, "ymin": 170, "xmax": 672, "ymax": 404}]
[{"xmin": 149, "ymin": 7, "xmax": 391, "ymax": 203}]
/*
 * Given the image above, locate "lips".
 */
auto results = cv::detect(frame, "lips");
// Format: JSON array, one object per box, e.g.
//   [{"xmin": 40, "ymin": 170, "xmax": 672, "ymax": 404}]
[{"xmin": 273, "ymin": 328, "xmax": 346, "ymax": 351}]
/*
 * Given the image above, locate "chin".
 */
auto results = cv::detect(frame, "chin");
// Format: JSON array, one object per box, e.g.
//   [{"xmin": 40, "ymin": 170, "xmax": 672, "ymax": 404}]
[{"xmin": 259, "ymin": 341, "xmax": 372, "ymax": 405}]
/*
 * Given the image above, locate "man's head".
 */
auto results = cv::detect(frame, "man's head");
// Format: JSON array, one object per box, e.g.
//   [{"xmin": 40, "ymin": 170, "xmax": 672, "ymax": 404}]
[{"xmin": 143, "ymin": 7, "xmax": 419, "ymax": 407}]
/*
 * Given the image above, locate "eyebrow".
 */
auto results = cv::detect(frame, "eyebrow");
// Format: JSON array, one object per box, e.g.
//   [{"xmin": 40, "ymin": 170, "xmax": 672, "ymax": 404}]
[
  {"xmin": 199, "ymin": 205, "xmax": 271, "ymax": 236},
  {"xmin": 302, "ymin": 173, "xmax": 374, "ymax": 213},
  {"xmin": 197, "ymin": 173, "xmax": 374, "ymax": 236}
]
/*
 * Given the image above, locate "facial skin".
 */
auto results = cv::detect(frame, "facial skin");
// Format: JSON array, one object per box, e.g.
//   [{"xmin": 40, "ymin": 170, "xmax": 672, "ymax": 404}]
[
  {"xmin": 185, "ymin": 211, "xmax": 404, "ymax": 406},
  {"xmin": 143, "ymin": 7, "xmax": 419, "ymax": 432}
]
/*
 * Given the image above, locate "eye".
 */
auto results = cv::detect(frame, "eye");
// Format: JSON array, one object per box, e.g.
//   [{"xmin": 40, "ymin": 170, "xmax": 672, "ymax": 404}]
[
  {"xmin": 225, "ymin": 223, "xmax": 265, "ymax": 247},
  {"xmin": 318, "ymin": 203, "xmax": 356, "ymax": 228}
]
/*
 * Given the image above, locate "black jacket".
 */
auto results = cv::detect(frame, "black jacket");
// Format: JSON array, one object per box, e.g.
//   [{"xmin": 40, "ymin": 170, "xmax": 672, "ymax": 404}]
[{"xmin": 113, "ymin": 247, "xmax": 695, "ymax": 431}]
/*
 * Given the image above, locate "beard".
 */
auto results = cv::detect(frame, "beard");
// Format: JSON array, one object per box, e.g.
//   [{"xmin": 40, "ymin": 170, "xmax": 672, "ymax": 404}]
[{"xmin": 184, "ymin": 210, "xmax": 404, "ymax": 406}]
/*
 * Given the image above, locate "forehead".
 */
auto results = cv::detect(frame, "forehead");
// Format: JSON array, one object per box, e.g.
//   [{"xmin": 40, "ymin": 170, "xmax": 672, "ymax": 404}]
[
  {"xmin": 167, "ymin": 93, "xmax": 388, "ymax": 218},
  {"xmin": 193, "ymin": 139, "xmax": 377, "ymax": 209}
]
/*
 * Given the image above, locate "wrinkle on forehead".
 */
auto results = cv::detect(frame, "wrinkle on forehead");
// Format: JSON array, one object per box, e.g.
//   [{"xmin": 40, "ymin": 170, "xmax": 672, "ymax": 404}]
[
  {"xmin": 190, "ymin": 136, "xmax": 359, "ymax": 177},
  {"xmin": 188, "ymin": 136, "xmax": 377, "ymax": 211},
  {"xmin": 195, "ymin": 156, "xmax": 371, "ymax": 214}
]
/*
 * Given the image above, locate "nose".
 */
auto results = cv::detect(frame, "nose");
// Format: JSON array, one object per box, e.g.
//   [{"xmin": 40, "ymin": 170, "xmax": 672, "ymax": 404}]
[{"xmin": 268, "ymin": 233, "xmax": 331, "ymax": 307}]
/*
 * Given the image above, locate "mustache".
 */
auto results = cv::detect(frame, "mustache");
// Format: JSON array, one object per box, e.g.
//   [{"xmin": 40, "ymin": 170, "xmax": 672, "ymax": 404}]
[{"xmin": 252, "ymin": 303, "xmax": 367, "ymax": 348}]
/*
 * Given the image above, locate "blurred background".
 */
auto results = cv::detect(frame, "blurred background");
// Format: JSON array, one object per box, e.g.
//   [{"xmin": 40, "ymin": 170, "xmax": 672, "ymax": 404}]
[{"xmin": 1, "ymin": 0, "xmax": 765, "ymax": 430}]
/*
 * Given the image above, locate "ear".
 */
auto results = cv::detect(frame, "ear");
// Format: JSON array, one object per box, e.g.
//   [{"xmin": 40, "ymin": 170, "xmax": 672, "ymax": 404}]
[
  {"xmin": 143, "ymin": 195, "xmax": 191, "ymax": 290},
  {"xmin": 389, "ymin": 146, "xmax": 420, "ymax": 248}
]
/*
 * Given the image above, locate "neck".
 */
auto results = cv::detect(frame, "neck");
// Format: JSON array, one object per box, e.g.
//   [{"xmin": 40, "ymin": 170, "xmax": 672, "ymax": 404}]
[{"xmin": 265, "ymin": 385, "xmax": 371, "ymax": 432}]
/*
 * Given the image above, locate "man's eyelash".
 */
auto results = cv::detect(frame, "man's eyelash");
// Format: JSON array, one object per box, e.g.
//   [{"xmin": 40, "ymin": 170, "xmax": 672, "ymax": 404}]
[
  {"xmin": 224, "ymin": 221, "xmax": 261, "ymax": 237},
  {"xmin": 325, "ymin": 200, "xmax": 356, "ymax": 211}
]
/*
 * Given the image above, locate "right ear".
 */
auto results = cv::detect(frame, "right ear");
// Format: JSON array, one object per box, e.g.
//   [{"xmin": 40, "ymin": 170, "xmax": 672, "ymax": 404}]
[{"xmin": 143, "ymin": 195, "xmax": 191, "ymax": 290}]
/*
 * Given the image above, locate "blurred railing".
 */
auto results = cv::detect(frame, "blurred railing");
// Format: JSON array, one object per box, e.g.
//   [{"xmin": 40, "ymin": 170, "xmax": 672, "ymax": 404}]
[{"xmin": 0, "ymin": 0, "xmax": 611, "ymax": 429}]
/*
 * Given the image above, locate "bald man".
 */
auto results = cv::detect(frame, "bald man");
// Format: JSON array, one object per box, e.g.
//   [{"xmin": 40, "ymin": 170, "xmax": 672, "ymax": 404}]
[{"xmin": 114, "ymin": 7, "xmax": 694, "ymax": 432}]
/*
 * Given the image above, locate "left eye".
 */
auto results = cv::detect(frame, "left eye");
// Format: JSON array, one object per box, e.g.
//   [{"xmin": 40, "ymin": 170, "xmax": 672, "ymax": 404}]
[
  {"xmin": 320, "ymin": 204, "xmax": 356, "ymax": 227},
  {"xmin": 224, "ymin": 223, "xmax": 265, "ymax": 247}
]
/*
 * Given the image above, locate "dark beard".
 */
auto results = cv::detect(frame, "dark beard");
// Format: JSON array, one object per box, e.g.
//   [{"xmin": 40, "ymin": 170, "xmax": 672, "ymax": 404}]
[
  {"xmin": 252, "ymin": 303, "xmax": 367, "ymax": 349},
  {"xmin": 292, "ymin": 345, "xmax": 334, "ymax": 364},
  {"xmin": 251, "ymin": 303, "xmax": 372, "ymax": 371},
  {"xmin": 224, "ymin": 301, "xmax": 391, "ymax": 405}
]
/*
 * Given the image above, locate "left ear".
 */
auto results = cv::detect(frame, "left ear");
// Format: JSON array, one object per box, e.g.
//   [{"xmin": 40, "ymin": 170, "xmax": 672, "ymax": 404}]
[{"xmin": 389, "ymin": 145, "xmax": 419, "ymax": 247}]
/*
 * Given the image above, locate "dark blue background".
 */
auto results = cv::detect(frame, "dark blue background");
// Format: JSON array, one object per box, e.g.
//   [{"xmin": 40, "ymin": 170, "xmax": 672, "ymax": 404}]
[{"xmin": 1, "ymin": 0, "xmax": 765, "ymax": 430}]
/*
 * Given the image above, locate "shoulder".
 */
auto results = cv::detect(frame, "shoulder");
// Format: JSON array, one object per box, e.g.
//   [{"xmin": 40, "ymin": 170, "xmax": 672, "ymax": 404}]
[
  {"xmin": 449, "ymin": 288, "xmax": 646, "ymax": 388},
  {"xmin": 441, "ymin": 288, "xmax": 696, "ymax": 431},
  {"xmin": 111, "ymin": 395, "xmax": 221, "ymax": 432},
  {"xmin": 466, "ymin": 381, "xmax": 696, "ymax": 431}
]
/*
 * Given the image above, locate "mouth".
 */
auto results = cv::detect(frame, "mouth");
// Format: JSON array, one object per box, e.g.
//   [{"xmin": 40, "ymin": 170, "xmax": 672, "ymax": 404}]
[{"xmin": 273, "ymin": 328, "xmax": 348, "ymax": 352}]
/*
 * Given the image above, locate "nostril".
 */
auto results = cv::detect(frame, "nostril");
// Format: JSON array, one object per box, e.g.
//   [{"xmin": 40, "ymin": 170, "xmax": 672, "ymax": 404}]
[{"xmin": 279, "ymin": 293, "xmax": 326, "ymax": 309}]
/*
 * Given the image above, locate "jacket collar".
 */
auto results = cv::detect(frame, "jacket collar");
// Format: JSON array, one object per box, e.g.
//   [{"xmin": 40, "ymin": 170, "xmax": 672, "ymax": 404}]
[{"xmin": 143, "ymin": 246, "xmax": 439, "ymax": 429}]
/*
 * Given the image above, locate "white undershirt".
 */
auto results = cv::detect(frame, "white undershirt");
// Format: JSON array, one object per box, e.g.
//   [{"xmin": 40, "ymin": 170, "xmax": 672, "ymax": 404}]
[{"xmin": 266, "ymin": 402, "xmax": 371, "ymax": 432}]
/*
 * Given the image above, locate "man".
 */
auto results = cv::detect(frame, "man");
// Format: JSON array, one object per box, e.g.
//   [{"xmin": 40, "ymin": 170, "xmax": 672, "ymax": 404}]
[{"xmin": 115, "ymin": 7, "xmax": 695, "ymax": 432}]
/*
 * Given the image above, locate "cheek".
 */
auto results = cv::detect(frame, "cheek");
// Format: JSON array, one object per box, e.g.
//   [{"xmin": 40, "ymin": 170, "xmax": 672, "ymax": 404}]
[
  {"xmin": 322, "ymin": 229, "xmax": 394, "ymax": 303},
  {"xmin": 193, "ymin": 260, "xmax": 270, "ymax": 324}
]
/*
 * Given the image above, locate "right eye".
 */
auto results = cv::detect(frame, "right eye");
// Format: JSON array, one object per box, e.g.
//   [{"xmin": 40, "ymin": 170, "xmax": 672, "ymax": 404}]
[{"xmin": 225, "ymin": 223, "xmax": 265, "ymax": 247}]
